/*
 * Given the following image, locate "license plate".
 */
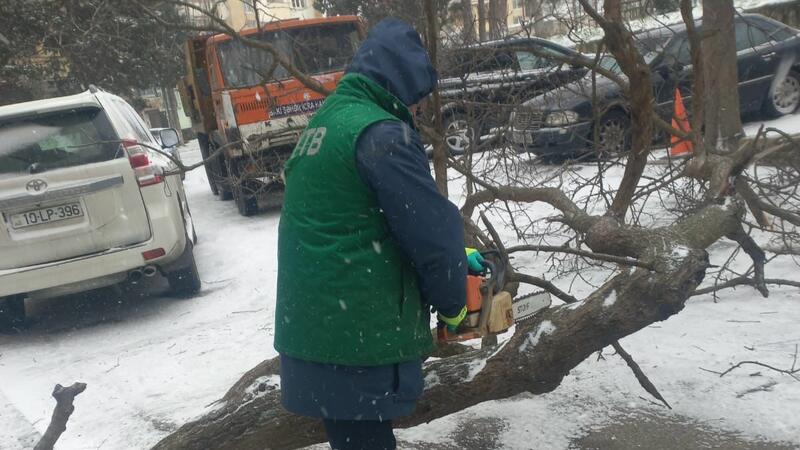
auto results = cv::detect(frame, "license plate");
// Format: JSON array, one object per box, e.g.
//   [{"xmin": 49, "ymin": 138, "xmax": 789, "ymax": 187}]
[{"xmin": 9, "ymin": 202, "xmax": 84, "ymax": 229}]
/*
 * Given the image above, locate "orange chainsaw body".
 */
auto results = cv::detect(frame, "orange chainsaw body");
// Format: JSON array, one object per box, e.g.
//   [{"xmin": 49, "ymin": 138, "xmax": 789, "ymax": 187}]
[{"xmin": 437, "ymin": 273, "xmax": 514, "ymax": 343}]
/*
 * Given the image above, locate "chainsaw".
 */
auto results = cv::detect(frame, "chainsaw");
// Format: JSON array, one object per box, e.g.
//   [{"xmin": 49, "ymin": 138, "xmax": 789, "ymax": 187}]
[{"xmin": 437, "ymin": 251, "xmax": 552, "ymax": 343}]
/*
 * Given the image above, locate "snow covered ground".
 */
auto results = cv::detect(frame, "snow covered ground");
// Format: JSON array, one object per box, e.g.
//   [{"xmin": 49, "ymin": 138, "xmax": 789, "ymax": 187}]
[{"xmin": 1, "ymin": 113, "xmax": 799, "ymax": 449}]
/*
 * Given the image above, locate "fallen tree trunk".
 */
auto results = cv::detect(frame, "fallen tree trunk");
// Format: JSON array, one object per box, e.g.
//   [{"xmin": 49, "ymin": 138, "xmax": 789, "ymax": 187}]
[{"xmin": 153, "ymin": 202, "xmax": 742, "ymax": 450}]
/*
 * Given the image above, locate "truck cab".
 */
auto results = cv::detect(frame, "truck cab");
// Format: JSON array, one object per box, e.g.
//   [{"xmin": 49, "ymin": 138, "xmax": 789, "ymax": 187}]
[{"xmin": 179, "ymin": 16, "xmax": 364, "ymax": 215}]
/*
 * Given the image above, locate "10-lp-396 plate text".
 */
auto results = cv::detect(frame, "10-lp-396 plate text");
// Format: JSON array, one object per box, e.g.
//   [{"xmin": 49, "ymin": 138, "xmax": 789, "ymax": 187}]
[{"xmin": 8, "ymin": 202, "xmax": 84, "ymax": 229}]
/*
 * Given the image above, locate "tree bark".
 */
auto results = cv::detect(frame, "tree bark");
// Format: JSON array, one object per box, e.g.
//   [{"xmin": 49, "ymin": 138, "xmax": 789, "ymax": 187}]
[{"xmin": 701, "ymin": 0, "xmax": 743, "ymax": 152}]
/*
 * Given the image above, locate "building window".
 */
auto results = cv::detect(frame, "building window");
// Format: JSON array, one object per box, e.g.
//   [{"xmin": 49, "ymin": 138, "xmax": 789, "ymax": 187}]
[
  {"xmin": 291, "ymin": 0, "xmax": 307, "ymax": 8},
  {"xmin": 243, "ymin": 2, "xmax": 255, "ymax": 13}
]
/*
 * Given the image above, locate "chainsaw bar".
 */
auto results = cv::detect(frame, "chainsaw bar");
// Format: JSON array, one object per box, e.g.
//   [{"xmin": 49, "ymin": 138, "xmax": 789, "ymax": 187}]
[{"xmin": 511, "ymin": 291, "xmax": 552, "ymax": 323}]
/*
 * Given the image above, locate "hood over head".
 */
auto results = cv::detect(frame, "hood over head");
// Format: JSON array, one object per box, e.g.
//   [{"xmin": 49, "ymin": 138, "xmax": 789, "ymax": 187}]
[{"xmin": 346, "ymin": 18, "xmax": 437, "ymax": 107}]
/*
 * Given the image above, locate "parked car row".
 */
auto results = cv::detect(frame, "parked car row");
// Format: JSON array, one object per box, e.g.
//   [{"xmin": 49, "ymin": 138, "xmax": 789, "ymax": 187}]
[
  {"xmin": 434, "ymin": 13, "xmax": 800, "ymax": 159},
  {"xmin": 0, "ymin": 87, "xmax": 199, "ymax": 328},
  {"xmin": 508, "ymin": 13, "xmax": 800, "ymax": 159}
]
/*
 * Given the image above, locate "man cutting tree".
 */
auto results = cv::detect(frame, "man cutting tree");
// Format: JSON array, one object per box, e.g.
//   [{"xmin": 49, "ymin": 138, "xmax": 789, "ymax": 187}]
[{"xmin": 275, "ymin": 17, "xmax": 485, "ymax": 450}]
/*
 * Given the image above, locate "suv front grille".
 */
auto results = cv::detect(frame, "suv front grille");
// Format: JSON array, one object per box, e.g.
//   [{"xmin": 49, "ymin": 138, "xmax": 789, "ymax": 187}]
[{"xmin": 513, "ymin": 110, "xmax": 545, "ymax": 131}]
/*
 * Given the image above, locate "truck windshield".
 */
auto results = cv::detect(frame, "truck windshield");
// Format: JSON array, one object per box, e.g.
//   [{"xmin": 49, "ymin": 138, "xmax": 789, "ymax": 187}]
[
  {"xmin": 0, "ymin": 108, "xmax": 120, "ymax": 176},
  {"xmin": 217, "ymin": 23, "xmax": 360, "ymax": 89}
]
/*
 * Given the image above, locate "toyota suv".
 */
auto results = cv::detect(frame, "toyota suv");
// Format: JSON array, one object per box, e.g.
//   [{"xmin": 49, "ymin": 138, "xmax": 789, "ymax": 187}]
[{"xmin": 0, "ymin": 87, "xmax": 200, "ymax": 328}]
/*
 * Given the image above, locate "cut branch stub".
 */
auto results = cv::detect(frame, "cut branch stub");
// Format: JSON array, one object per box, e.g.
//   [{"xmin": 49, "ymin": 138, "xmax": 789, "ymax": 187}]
[{"xmin": 34, "ymin": 382, "xmax": 87, "ymax": 450}]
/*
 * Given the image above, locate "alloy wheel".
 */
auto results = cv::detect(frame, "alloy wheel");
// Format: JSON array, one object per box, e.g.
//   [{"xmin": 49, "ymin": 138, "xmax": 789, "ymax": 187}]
[
  {"xmin": 445, "ymin": 119, "xmax": 475, "ymax": 155},
  {"xmin": 772, "ymin": 74, "xmax": 800, "ymax": 115},
  {"xmin": 597, "ymin": 117, "xmax": 629, "ymax": 156}
]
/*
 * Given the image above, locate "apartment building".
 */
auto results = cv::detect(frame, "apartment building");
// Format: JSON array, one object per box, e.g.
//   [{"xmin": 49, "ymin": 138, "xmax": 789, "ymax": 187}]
[{"xmin": 183, "ymin": 0, "xmax": 321, "ymax": 30}]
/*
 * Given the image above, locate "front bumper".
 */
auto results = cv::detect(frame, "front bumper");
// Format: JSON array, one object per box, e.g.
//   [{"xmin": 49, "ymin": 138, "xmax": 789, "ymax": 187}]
[{"xmin": 508, "ymin": 121, "xmax": 592, "ymax": 156}]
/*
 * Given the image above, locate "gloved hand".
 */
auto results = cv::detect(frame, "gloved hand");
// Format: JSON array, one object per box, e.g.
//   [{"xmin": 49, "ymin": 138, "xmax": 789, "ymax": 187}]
[
  {"xmin": 465, "ymin": 247, "xmax": 485, "ymax": 273},
  {"xmin": 438, "ymin": 305, "xmax": 467, "ymax": 332}
]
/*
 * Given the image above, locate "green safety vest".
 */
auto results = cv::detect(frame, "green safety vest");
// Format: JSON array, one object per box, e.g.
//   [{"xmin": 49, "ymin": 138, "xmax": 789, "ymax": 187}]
[{"xmin": 274, "ymin": 73, "xmax": 434, "ymax": 366}]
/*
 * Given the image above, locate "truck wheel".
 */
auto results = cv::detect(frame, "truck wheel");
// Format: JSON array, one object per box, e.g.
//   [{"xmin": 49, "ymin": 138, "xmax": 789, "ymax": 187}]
[
  {"xmin": 198, "ymin": 133, "xmax": 220, "ymax": 196},
  {"xmin": 0, "ymin": 295, "xmax": 26, "ymax": 331},
  {"xmin": 234, "ymin": 181, "xmax": 259, "ymax": 216},
  {"xmin": 167, "ymin": 241, "xmax": 201, "ymax": 297},
  {"xmin": 218, "ymin": 185, "xmax": 233, "ymax": 201}
]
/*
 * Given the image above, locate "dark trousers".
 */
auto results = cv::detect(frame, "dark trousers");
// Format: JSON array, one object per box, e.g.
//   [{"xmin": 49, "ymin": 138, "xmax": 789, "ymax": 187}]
[{"xmin": 323, "ymin": 419, "xmax": 396, "ymax": 450}]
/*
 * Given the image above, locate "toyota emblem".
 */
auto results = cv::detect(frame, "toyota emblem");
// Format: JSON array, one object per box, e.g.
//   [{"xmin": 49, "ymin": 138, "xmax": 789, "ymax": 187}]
[{"xmin": 26, "ymin": 179, "xmax": 48, "ymax": 193}]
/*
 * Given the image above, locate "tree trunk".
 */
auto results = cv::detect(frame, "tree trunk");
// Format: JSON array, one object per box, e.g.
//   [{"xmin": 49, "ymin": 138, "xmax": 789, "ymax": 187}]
[
  {"xmin": 701, "ymin": 0, "xmax": 742, "ymax": 152},
  {"xmin": 488, "ymin": 0, "xmax": 507, "ymax": 39},
  {"xmin": 424, "ymin": 0, "xmax": 449, "ymax": 197},
  {"xmin": 461, "ymin": 0, "xmax": 475, "ymax": 44},
  {"xmin": 161, "ymin": 86, "xmax": 184, "ymax": 144},
  {"xmin": 478, "ymin": 0, "xmax": 487, "ymax": 41}
]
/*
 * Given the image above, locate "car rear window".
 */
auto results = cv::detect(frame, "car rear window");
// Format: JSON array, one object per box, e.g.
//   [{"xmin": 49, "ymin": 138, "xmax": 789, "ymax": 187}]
[{"xmin": 0, "ymin": 107, "xmax": 121, "ymax": 176}]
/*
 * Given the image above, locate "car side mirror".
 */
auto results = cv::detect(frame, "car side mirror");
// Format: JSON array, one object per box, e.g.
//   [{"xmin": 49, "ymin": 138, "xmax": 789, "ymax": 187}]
[{"xmin": 159, "ymin": 128, "xmax": 180, "ymax": 148}]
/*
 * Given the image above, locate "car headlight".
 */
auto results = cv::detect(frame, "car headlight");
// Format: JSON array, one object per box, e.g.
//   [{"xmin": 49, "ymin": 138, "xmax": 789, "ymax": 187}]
[{"xmin": 545, "ymin": 111, "xmax": 579, "ymax": 126}]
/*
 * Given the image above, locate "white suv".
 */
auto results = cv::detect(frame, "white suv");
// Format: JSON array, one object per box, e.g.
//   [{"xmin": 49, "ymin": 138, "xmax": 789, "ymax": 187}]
[{"xmin": 0, "ymin": 88, "xmax": 200, "ymax": 328}]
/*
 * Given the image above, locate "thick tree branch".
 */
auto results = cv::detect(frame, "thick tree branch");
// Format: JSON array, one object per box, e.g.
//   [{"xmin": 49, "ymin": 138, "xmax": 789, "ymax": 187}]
[{"xmin": 507, "ymin": 244, "xmax": 654, "ymax": 269}]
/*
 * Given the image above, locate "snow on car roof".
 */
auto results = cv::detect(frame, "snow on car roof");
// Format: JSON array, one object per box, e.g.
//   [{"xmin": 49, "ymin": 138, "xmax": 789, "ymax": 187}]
[{"xmin": 0, "ymin": 89, "xmax": 103, "ymax": 121}]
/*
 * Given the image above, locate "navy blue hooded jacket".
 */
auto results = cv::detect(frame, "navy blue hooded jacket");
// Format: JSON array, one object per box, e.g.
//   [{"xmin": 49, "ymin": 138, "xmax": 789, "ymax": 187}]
[
  {"xmin": 280, "ymin": 18, "xmax": 466, "ymax": 422},
  {"xmin": 351, "ymin": 18, "xmax": 466, "ymax": 319}
]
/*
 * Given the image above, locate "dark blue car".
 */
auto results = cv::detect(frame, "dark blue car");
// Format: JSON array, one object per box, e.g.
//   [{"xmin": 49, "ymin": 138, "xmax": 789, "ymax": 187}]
[{"xmin": 508, "ymin": 14, "xmax": 800, "ymax": 159}]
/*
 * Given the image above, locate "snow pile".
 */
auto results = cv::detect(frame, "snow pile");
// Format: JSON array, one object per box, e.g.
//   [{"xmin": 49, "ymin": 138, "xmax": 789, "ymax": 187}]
[
  {"xmin": 603, "ymin": 291, "xmax": 617, "ymax": 308},
  {"xmin": 520, "ymin": 320, "xmax": 557, "ymax": 353}
]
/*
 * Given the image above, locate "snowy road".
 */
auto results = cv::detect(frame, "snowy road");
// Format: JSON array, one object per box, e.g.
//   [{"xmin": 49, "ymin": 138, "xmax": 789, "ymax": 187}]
[{"xmin": 2, "ymin": 115, "xmax": 800, "ymax": 449}]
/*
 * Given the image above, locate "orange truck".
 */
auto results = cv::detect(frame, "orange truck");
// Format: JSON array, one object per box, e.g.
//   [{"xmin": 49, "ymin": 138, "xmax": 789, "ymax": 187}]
[{"xmin": 179, "ymin": 16, "xmax": 364, "ymax": 215}]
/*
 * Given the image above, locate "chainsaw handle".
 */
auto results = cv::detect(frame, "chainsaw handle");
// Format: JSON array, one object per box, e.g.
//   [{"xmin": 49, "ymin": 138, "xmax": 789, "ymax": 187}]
[{"xmin": 479, "ymin": 251, "xmax": 505, "ymax": 295}]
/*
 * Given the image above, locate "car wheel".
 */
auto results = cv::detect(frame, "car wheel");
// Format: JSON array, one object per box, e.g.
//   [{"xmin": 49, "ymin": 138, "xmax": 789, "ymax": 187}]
[
  {"xmin": 234, "ymin": 181, "xmax": 259, "ymax": 216},
  {"xmin": 218, "ymin": 186, "xmax": 234, "ymax": 201},
  {"xmin": 0, "ymin": 295, "xmax": 26, "ymax": 331},
  {"xmin": 444, "ymin": 113, "xmax": 476, "ymax": 156},
  {"xmin": 167, "ymin": 242, "xmax": 201, "ymax": 297},
  {"xmin": 595, "ymin": 111, "xmax": 631, "ymax": 157},
  {"xmin": 764, "ymin": 70, "xmax": 800, "ymax": 118}
]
